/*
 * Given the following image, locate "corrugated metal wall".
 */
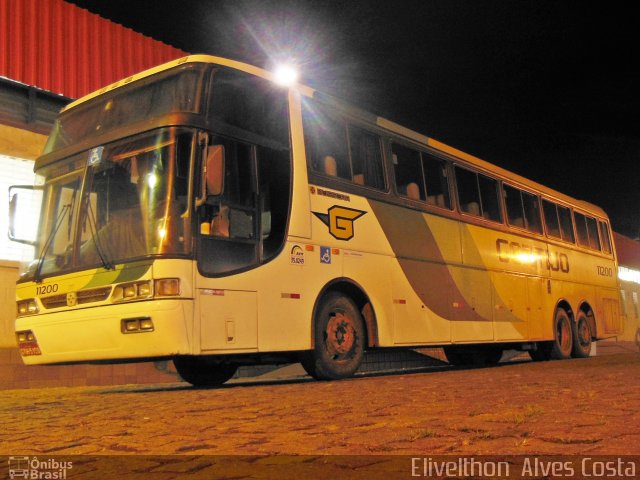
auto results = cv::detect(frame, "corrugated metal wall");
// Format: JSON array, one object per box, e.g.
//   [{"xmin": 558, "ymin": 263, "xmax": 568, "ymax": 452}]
[{"xmin": 0, "ymin": 0, "xmax": 188, "ymax": 99}]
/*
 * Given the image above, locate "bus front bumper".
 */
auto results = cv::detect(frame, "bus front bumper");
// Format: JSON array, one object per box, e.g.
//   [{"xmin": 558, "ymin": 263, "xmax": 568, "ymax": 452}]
[{"xmin": 15, "ymin": 299, "xmax": 193, "ymax": 365}]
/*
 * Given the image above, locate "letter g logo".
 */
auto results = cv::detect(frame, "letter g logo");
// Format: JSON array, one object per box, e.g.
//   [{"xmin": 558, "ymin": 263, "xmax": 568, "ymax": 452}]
[{"xmin": 313, "ymin": 206, "xmax": 366, "ymax": 241}]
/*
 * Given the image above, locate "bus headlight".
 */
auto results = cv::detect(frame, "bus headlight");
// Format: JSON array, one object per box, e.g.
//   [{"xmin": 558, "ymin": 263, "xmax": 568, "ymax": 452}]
[
  {"xmin": 111, "ymin": 278, "xmax": 180, "ymax": 302},
  {"xmin": 155, "ymin": 278, "xmax": 180, "ymax": 296},
  {"xmin": 17, "ymin": 299, "xmax": 38, "ymax": 317},
  {"xmin": 113, "ymin": 280, "xmax": 152, "ymax": 302}
]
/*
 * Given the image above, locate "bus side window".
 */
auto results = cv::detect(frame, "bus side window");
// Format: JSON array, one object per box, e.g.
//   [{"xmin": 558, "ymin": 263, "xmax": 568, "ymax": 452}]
[
  {"xmin": 392, "ymin": 143, "xmax": 425, "ymax": 200},
  {"xmin": 575, "ymin": 212, "xmax": 588, "ymax": 247},
  {"xmin": 302, "ymin": 99, "xmax": 350, "ymax": 180},
  {"xmin": 455, "ymin": 166, "xmax": 481, "ymax": 216},
  {"xmin": 478, "ymin": 174, "xmax": 502, "ymax": 222},
  {"xmin": 348, "ymin": 125, "xmax": 385, "ymax": 189},
  {"xmin": 585, "ymin": 215, "xmax": 601, "ymax": 250},
  {"xmin": 575, "ymin": 212, "xmax": 601, "ymax": 250},
  {"xmin": 599, "ymin": 220, "xmax": 612, "ymax": 254},
  {"xmin": 543, "ymin": 199, "xmax": 561, "ymax": 238},
  {"xmin": 455, "ymin": 166, "xmax": 501, "ymax": 222},
  {"xmin": 557, "ymin": 205, "xmax": 575, "ymax": 243},
  {"xmin": 504, "ymin": 185, "xmax": 525, "ymax": 228},
  {"xmin": 505, "ymin": 185, "xmax": 542, "ymax": 234},
  {"xmin": 423, "ymin": 153, "xmax": 451, "ymax": 209}
]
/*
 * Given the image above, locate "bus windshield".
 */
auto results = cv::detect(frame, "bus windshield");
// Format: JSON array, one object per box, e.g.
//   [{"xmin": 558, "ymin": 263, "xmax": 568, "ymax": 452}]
[
  {"xmin": 43, "ymin": 66, "xmax": 203, "ymax": 155},
  {"xmin": 29, "ymin": 127, "xmax": 193, "ymax": 280}
]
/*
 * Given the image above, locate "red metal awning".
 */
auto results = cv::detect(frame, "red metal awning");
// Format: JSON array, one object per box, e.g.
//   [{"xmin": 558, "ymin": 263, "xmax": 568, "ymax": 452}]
[{"xmin": 0, "ymin": 0, "xmax": 188, "ymax": 99}]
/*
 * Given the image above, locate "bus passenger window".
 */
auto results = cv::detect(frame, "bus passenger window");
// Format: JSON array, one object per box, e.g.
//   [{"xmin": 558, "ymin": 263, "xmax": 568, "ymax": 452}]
[
  {"xmin": 302, "ymin": 100, "xmax": 349, "ymax": 180},
  {"xmin": 543, "ymin": 200, "xmax": 561, "ymax": 238},
  {"xmin": 575, "ymin": 212, "xmax": 588, "ymax": 246},
  {"xmin": 522, "ymin": 192, "xmax": 542, "ymax": 234},
  {"xmin": 455, "ymin": 167, "xmax": 480, "ymax": 216},
  {"xmin": 423, "ymin": 154, "xmax": 450, "ymax": 209},
  {"xmin": 478, "ymin": 174, "xmax": 502, "ymax": 222},
  {"xmin": 599, "ymin": 221, "xmax": 612, "ymax": 254},
  {"xmin": 505, "ymin": 185, "xmax": 542, "ymax": 234},
  {"xmin": 392, "ymin": 143, "xmax": 425, "ymax": 200},
  {"xmin": 455, "ymin": 167, "xmax": 501, "ymax": 222},
  {"xmin": 575, "ymin": 212, "xmax": 600, "ymax": 249},
  {"xmin": 348, "ymin": 126, "xmax": 385, "ymax": 190},
  {"xmin": 585, "ymin": 215, "xmax": 601, "ymax": 250},
  {"xmin": 504, "ymin": 185, "xmax": 525, "ymax": 228},
  {"xmin": 558, "ymin": 205, "xmax": 575, "ymax": 243}
]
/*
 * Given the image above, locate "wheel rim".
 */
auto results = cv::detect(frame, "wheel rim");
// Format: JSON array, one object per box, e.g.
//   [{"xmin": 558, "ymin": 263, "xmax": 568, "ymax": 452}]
[
  {"xmin": 577, "ymin": 320, "xmax": 591, "ymax": 349},
  {"xmin": 324, "ymin": 311, "xmax": 357, "ymax": 360},
  {"xmin": 557, "ymin": 316, "xmax": 572, "ymax": 355}
]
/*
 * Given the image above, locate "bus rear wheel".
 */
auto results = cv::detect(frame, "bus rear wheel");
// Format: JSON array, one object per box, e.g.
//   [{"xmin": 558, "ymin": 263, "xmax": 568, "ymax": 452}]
[
  {"xmin": 572, "ymin": 311, "xmax": 592, "ymax": 358},
  {"xmin": 550, "ymin": 308, "xmax": 573, "ymax": 360},
  {"xmin": 301, "ymin": 292, "xmax": 365, "ymax": 380},
  {"xmin": 174, "ymin": 356, "xmax": 238, "ymax": 387}
]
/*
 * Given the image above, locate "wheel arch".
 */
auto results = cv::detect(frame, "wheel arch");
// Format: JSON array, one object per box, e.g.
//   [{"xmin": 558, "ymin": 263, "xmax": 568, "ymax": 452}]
[
  {"xmin": 555, "ymin": 299, "xmax": 574, "ymax": 322},
  {"xmin": 577, "ymin": 301, "xmax": 597, "ymax": 339},
  {"xmin": 311, "ymin": 277, "xmax": 379, "ymax": 349}
]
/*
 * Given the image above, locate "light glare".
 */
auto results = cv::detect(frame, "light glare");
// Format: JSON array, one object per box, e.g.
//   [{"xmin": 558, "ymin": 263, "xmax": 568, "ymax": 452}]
[{"xmin": 274, "ymin": 64, "xmax": 299, "ymax": 86}]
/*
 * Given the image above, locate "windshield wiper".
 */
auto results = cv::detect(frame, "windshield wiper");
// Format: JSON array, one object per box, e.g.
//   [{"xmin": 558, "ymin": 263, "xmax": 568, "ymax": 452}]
[
  {"xmin": 34, "ymin": 204, "xmax": 71, "ymax": 283},
  {"xmin": 84, "ymin": 196, "xmax": 114, "ymax": 271}
]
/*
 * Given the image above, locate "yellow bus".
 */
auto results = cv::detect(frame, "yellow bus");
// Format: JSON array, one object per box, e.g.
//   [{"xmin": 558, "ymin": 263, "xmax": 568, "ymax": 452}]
[{"xmin": 9, "ymin": 55, "xmax": 622, "ymax": 385}]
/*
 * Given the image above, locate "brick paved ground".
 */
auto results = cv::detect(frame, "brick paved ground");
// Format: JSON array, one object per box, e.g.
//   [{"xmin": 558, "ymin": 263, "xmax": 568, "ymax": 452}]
[{"xmin": 1, "ymin": 353, "xmax": 639, "ymax": 457}]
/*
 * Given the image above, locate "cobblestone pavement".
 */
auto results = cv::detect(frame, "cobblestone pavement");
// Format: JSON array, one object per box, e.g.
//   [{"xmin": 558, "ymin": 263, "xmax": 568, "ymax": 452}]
[{"xmin": 1, "ymin": 353, "xmax": 639, "ymax": 457}]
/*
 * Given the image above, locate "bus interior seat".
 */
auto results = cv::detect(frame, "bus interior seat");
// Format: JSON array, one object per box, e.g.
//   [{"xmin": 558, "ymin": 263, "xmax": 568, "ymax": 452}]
[
  {"xmin": 427, "ymin": 194, "xmax": 445, "ymax": 207},
  {"xmin": 406, "ymin": 182, "xmax": 420, "ymax": 200},
  {"xmin": 511, "ymin": 217, "xmax": 524, "ymax": 228},
  {"xmin": 211, "ymin": 205, "xmax": 230, "ymax": 237},
  {"xmin": 323, "ymin": 156, "xmax": 337, "ymax": 176},
  {"xmin": 466, "ymin": 202, "xmax": 481, "ymax": 216}
]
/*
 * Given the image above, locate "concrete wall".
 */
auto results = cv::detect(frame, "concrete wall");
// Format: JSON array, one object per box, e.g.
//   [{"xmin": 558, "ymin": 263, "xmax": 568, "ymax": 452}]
[
  {"xmin": 0, "ymin": 260, "xmax": 19, "ymax": 348},
  {"xmin": 0, "ymin": 124, "xmax": 47, "ymax": 159}
]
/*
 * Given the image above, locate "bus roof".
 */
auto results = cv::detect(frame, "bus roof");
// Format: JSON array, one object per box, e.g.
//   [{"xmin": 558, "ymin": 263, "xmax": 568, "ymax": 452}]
[{"xmin": 62, "ymin": 54, "xmax": 607, "ymax": 219}]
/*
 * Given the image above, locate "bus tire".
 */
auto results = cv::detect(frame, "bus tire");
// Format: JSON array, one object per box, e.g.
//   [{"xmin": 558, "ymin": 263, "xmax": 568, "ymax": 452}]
[
  {"xmin": 173, "ymin": 356, "xmax": 238, "ymax": 387},
  {"xmin": 571, "ymin": 311, "xmax": 592, "ymax": 358},
  {"xmin": 301, "ymin": 292, "xmax": 365, "ymax": 380},
  {"xmin": 550, "ymin": 308, "xmax": 573, "ymax": 360}
]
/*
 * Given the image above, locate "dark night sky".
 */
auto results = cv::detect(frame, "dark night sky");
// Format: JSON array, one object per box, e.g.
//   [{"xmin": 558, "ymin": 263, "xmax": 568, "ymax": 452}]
[{"xmin": 68, "ymin": 0, "xmax": 640, "ymax": 238}]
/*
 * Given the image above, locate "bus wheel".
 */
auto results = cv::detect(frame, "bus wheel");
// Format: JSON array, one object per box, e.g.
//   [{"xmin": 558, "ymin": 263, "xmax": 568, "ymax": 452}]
[
  {"xmin": 301, "ymin": 292, "xmax": 365, "ymax": 380},
  {"xmin": 571, "ymin": 311, "xmax": 592, "ymax": 358},
  {"xmin": 550, "ymin": 308, "xmax": 573, "ymax": 360},
  {"xmin": 173, "ymin": 356, "xmax": 238, "ymax": 387}
]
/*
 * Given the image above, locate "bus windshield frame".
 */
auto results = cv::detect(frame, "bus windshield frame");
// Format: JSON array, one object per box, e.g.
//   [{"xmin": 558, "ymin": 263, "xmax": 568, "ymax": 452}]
[{"xmin": 25, "ymin": 127, "xmax": 195, "ymax": 281}]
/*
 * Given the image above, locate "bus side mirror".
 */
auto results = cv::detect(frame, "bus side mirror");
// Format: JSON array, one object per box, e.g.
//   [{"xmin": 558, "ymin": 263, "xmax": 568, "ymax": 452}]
[
  {"xmin": 8, "ymin": 193, "xmax": 18, "ymax": 240},
  {"xmin": 8, "ymin": 185, "xmax": 41, "ymax": 246}
]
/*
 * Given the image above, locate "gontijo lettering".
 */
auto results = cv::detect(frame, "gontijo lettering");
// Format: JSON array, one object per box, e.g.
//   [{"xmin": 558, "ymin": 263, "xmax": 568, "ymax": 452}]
[{"xmin": 496, "ymin": 239, "xmax": 569, "ymax": 273}]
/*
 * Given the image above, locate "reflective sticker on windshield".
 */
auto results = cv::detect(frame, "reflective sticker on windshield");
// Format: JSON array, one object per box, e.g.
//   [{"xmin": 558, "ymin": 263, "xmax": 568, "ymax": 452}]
[{"xmin": 88, "ymin": 146, "xmax": 104, "ymax": 166}]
